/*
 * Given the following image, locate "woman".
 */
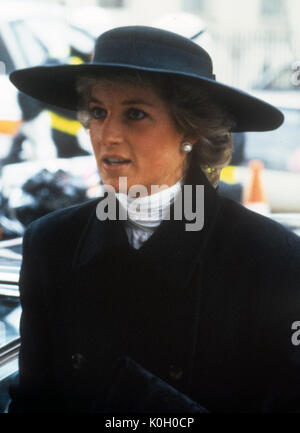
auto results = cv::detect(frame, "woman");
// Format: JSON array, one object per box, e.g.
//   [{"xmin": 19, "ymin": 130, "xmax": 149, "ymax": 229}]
[{"xmin": 8, "ymin": 26, "xmax": 300, "ymax": 413}]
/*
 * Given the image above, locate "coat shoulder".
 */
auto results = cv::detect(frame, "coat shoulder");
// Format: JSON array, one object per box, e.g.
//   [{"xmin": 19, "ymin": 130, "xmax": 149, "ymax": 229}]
[
  {"xmin": 26, "ymin": 197, "xmax": 99, "ymax": 235},
  {"xmin": 217, "ymin": 196, "xmax": 300, "ymax": 259},
  {"xmin": 22, "ymin": 198, "xmax": 101, "ymax": 266}
]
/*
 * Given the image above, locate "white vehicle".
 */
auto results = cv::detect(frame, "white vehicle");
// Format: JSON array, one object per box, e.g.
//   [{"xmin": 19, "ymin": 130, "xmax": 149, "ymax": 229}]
[{"xmin": 0, "ymin": 1, "xmax": 94, "ymax": 160}]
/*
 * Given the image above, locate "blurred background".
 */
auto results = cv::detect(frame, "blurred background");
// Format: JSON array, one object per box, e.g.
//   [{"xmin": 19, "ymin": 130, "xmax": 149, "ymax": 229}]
[{"xmin": 0, "ymin": 0, "xmax": 299, "ymax": 411}]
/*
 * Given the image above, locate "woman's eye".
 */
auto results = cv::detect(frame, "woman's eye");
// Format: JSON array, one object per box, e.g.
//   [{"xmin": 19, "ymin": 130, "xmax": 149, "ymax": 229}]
[
  {"xmin": 90, "ymin": 107, "xmax": 106, "ymax": 120},
  {"xmin": 127, "ymin": 108, "xmax": 147, "ymax": 120}
]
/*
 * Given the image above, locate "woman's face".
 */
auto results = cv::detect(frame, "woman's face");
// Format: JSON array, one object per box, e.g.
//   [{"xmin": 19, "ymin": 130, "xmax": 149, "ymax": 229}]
[{"xmin": 88, "ymin": 81, "xmax": 190, "ymax": 194}]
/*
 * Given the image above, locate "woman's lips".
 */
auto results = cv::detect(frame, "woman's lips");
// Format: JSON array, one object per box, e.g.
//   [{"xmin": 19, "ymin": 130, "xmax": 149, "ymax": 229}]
[{"xmin": 101, "ymin": 157, "xmax": 132, "ymax": 171}]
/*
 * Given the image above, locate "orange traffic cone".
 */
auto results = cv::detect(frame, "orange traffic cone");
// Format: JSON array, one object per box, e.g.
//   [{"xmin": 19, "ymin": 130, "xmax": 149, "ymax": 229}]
[{"xmin": 243, "ymin": 160, "xmax": 270, "ymax": 215}]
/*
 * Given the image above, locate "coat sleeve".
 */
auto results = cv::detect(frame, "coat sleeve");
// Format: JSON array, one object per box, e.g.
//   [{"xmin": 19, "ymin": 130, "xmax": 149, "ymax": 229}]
[{"xmin": 8, "ymin": 225, "xmax": 62, "ymax": 412}]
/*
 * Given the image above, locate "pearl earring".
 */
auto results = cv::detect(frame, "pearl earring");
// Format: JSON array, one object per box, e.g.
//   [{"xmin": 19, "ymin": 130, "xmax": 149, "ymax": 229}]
[{"xmin": 181, "ymin": 142, "xmax": 193, "ymax": 153}]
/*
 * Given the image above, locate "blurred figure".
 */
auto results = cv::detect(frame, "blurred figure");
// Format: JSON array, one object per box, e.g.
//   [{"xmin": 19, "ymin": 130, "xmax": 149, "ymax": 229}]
[
  {"xmin": 1, "ymin": 91, "xmax": 56, "ymax": 164},
  {"xmin": 2, "ymin": 48, "xmax": 92, "ymax": 166}
]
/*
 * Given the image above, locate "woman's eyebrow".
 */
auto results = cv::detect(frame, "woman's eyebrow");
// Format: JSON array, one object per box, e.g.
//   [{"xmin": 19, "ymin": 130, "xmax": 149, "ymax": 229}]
[
  {"xmin": 88, "ymin": 97, "xmax": 102, "ymax": 105},
  {"xmin": 88, "ymin": 97, "xmax": 154, "ymax": 106},
  {"xmin": 122, "ymin": 99, "xmax": 154, "ymax": 107}
]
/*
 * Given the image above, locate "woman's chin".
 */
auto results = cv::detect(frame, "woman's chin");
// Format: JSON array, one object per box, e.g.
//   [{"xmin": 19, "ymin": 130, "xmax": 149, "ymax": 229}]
[{"xmin": 99, "ymin": 177, "xmax": 128, "ymax": 195}]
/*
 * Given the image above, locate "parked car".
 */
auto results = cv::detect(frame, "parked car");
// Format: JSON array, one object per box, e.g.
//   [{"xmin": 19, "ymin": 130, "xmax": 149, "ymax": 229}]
[{"xmin": 0, "ymin": 236, "xmax": 22, "ymax": 413}]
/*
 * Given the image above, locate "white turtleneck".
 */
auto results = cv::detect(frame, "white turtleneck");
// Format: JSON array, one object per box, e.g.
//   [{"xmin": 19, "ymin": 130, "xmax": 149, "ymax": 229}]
[{"xmin": 116, "ymin": 179, "xmax": 182, "ymax": 249}]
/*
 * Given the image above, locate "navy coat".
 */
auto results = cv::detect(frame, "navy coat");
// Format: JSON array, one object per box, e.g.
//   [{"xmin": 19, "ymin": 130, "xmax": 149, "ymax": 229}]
[{"xmin": 9, "ymin": 168, "xmax": 300, "ymax": 413}]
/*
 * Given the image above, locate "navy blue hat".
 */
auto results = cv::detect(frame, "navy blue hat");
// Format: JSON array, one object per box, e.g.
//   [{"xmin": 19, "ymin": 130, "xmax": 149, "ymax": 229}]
[{"xmin": 10, "ymin": 25, "xmax": 283, "ymax": 132}]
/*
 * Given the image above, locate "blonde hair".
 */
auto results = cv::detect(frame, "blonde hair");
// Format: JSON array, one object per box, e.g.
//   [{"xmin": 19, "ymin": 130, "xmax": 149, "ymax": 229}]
[{"xmin": 76, "ymin": 69, "xmax": 236, "ymax": 187}]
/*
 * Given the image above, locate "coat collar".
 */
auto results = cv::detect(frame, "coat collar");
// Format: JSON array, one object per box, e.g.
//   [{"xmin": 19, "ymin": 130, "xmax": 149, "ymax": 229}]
[{"xmin": 72, "ymin": 168, "xmax": 221, "ymax": 290}]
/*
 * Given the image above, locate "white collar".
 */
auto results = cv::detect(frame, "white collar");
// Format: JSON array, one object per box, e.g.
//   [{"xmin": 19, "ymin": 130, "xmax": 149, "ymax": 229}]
[{"xmin": 116, "ymin": 179, "xmax": 182, "ymax": 229}]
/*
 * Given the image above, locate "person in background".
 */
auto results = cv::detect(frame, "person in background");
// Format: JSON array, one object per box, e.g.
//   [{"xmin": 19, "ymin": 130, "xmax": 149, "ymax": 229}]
[{"xmin": 2, "ymin": 51, "xmax": 91, "ymax": 165}]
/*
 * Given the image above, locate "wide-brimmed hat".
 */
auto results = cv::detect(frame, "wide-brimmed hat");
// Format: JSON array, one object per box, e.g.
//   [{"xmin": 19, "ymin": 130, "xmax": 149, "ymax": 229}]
[{"xmin": 10, "ymin": 25, "xmax": 283, "ymax": 132}]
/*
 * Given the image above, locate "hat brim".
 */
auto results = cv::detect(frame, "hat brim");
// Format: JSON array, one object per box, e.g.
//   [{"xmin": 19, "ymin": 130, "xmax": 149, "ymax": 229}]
[{"xmin": 10, "ymin": 63, "xmax": 284, "ymax": 132}]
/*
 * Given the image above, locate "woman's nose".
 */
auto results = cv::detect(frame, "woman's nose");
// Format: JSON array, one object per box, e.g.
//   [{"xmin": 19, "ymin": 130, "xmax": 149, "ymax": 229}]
[{"xmin": 100, "ymin": 115, "xmax": 124, "ymax": 146}]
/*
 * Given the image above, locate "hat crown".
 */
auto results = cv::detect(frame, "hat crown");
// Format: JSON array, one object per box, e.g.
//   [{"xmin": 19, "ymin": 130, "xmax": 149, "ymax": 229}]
[{"xmin": 92, "ymin": 25, "xmax": 214, "ymax": 80}]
